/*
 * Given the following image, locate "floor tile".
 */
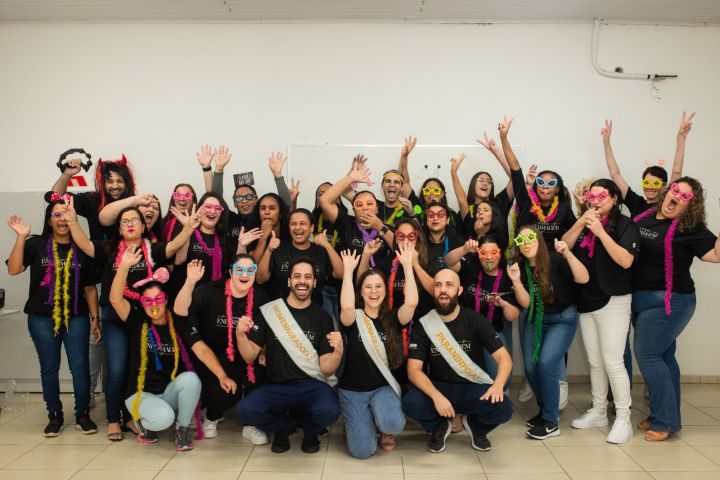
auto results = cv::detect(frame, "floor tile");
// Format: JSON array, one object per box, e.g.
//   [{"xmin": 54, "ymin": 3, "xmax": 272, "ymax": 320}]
[
  {"xmin": 82, "ymin": 443, "xmax": 176, "ymax": 470},
  {"xmin": 401, "ymin": 447, "xmax": 484, "ymax": 474},
  {"xmin": 698, "ymin": 408, "xmax": 720, "ymax": 421},
  {"xmin": 650, "ymin": 473, "xmax": 720, "ymax": 480},
  {"xmin": 239, "ymin": 473, "xmax": 321, "ymax": 480},
  {"xmin": 680, "ymin": 405, "xmax": 720, "ymax": 426},
  {"xmin": 0, "ymin": 444, "xmax": 41, "ymax": 468},
  {"xmin": 486, "ymin": 475, "xmax": 570, "ymax": 480},
  {"xmin": 323, "ymin": 443, "xmax": 402, "ymax": 473},
  {"xmin": 0, "ymin": 423, "xmax": 46, "ymax": 445},
  {"xmin": 677, "ymin": 426, "xmax": 720, "ymax": 446},
  {"xmin": 621, "ymin": 445, "xmax": 720, "ymax": 472},
  {"xmin": 548, "ymin": 446, "xmax": 642, "ymax": 472},
  {"xmin": 567, "ymin": 473, "xmax": 653, "ymax": 480},
  {"xmin": 0, "ymin": 470, "xmax": 76, "ymax": 480},
  {"xmin": 70, "ymin": 471, "xmax": 158, "ymax": 480},
  {"xmin": 243, "ymin": 446, "xmax": 325, "ymax": 472},
  {"xmin": 155, "ymin": 472, "xmax": 239, "ymax": 480},
  {"xmin": 694, "ymin": 446, "xmax": 720, "ymax": 466},
  {"xmin": 321, "ymin": 474, "xmax": 404, "ymax": 480},
  {"xmin": 406, "ymin": 475, "xmax": 489, "ymax": 480},
  {"xmin": 6, "ymin": 444, "xmax": 106, "ymax": 469},
  {"xmin": 162, "ymin": 445, "xmax": 252, "ymax": 471},
  {"xmin": 479, "ymin": 445, "xmax": 563, "ymax": 474}
]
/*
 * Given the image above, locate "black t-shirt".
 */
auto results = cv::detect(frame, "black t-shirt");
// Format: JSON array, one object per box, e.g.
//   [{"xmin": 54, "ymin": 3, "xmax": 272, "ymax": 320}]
[
  {"xmin": 408, "ymin": 306, "xmax": 503, "ymax": 383},
  {"xmin": 127, "ymin": 307, "xmax": 201, "ymax": 394},
  {"xmin": 426, "ymin": 229, "xmax": 465, "ymax": 276},
  {"xmin": 169, "ymin": 231, "xmax": 232, "ymax": 298},
  {"xmin": 623, "ymin": 188, "xmax": 652, "ymax": 219},
  {"xmin": 340, "ymin": 311, "xmax": 403, "ymax": 392},
  {"xmin": 93, "ymin": 240, "xmax": 168, "ymax": 306},
  {"xmin": 511, "ymin": 169, "xmax": 575, "ymax": 244},
  {"xmin": 378, "ymin": 191, "xmax": 420, "ymax": 228},
  {"xmin": 313, "ymin": 208, "xmax": 344, "ymax": 252},
  {"xmin": 190, "ymin": 280, "xmax": 271, "ymax": 363},
  {"xmin": 458, "ymin": 258, "xmax": 519, "ymax": 331},
  {"xmin": 265, "ymin": 243, "xmax": 332, "ymax": 305},
  {"xmin": 247, "ymin": 299, "xmax": 337, "ymax": 383},
  {"xmin": 520, "ymin": 252, "xmax": 578, "ymax": 314},
  {"xmin": 633, "ymin": 216, "xmax": 716, "ymax": 293},
  {"xmin": 19, "ymin": 235, "xmax": 94, "ymax": 316},
  {"xmin": 229, "ymin": 211, "xmax": 260, "ymax": 246},
  {"xmin": 332, "ymin": 208, "xmax": 390, "ymax": 262},
  {"xmin": 574, "ymin": 215, "xmax": 640, "ymax": 313},
  {"xmin": 44, "ymin": 191, "xmax": 114, "ymax": 241},
  {"xmin": 374, "ymin": 255, "xmax": 434, "ymax": 319},
  {"xmin": 463, "ymin": 189, "xmax": 513, "ymax": 239}
]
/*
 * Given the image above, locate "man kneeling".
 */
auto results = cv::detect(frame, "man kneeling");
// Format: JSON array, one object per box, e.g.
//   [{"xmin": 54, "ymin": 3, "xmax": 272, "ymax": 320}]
[
  {"xmin": 403, "ymin": 269, "xmax": 513, "ymax": 453},
  {"xmin": 236, "ymin": 257, "xmax": 342, "ymax": 453}
]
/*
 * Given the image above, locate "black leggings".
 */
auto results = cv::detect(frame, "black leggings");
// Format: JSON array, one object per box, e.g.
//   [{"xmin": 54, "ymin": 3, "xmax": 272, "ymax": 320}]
[{"xmin": 196, "ymin": 358, "xmax": 267, "ymax": 421}]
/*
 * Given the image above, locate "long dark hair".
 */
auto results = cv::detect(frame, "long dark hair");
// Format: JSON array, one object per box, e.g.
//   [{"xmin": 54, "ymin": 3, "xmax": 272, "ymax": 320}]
[
  {"xmin": 467, "ymin": 171, "xmax": 496, "ymax": 206},
  {"xmin": 95, "ymin": 158, "xmax": 136, "ymax": 210},
  {"xmin": 254, "ymin": 192, "xmax": 290, "ymax": 241},
  {"xmin": 107, "ymin": 206, "xmax": 150, "ymax": 257},
  {"xmin": 41, "ymin": 200, "xmax": 68, "ymax": 238},
  {"xmin": 477, "ymin": 234, "xmax": 507, "ymax": 271},
  {"xmin": 588, "ymin": 178, "xmax": 623, "ymax": 237},
  {"xmin": 512, "ymin": 225, "xmax": 554, "ymax": 304},
  {"xmin": 474, "ymin": 199, "xmax": 508, "ymax": 250},
  {"xmin": 394, "ymin": 217, "xmax": 429, "ymax": 270},
  {"xmin": 197, "ymin": 192, "xmax": 231, "ymax": 256},
  {"xmin": 534, "ymin": 170, "xmax": 571, "ymax": 209},
  {"xmin": 419, "ymin": 177, "xmax": 449, "ymax": 208},
  {"xmin": 356, "ymin": 269, "xmax": 403, "ymax": 369},
  {"xmin": 162, "ymin": 183, "xmax": 197, "ymax": 226}
]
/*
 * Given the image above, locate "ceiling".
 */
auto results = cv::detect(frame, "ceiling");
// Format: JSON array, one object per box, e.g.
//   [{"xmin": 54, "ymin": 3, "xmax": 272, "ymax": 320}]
[{"xmin": 1, "ymin": 0, "xmax": 719, "ymax": 25}]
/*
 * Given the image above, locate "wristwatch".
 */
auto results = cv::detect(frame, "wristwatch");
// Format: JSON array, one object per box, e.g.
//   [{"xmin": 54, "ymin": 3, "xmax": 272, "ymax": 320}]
[{"xmin": 379, "ymin": 225, "xmax": 390, "ymax": 236}]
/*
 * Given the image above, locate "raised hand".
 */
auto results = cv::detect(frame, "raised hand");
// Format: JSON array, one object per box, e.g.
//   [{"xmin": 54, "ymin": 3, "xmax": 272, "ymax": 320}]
[
  {"xmin": 398, "ymin": 196, "xmax": 414, "ymax": 215},
  {"xmin": 554, "ymin": 238, "xmax": 570, "ymax": 256},
  {"xmin": 289, "ymin": 178, "xmax": 300, "ymax": 203},
  {"xmin": 601, "ymin": 119, "xmax": 613, "ymax": 143},
  {"xmin": 135, "ymin": 194, "xmax": 154, "ymax": 207},
  {"xmin": 171, "ymin": 204, "xmax": 199, "ymax": 228},
  {"xmin": 402, "ymin": 135, "xmax": 417, "ymax": 157},
  {"xmin": 119, "ymin": 244, "xmax": 142, "ymax": 270},
  {"xmin": 186, "ymin": 259, "xmax": 205, "ymax": 283},
  {"xmin": 397, "ymin": 241, "xmax": 414, "ymax": 268},
  {"xmin": 349, "ymin": 155, "xmax": 371, "ymax": 184},
  {"xmin": 326, "ymin": 331, "xmax": 344, "ymax": 353},
  {"xmin": 267, "ymin": 231, "xmax": 280, "ymax": 252},
  {"xmin": 238, "ymin": 227, "xmax": 262, "ymax": 247},
  {"xmin": 314, "ymin": 229, "xmax": 330, "ymax": 248},
  {"xmin": 268, "ymin": 152, "xmax": 287, "ymax": 177},
  {"xmin": 341, "ymin": 249, "xmax": 360, "ymax": 272},
  {"xmin": 216, "ymin": 145, "xmax": 232, "ymax": 171},
  {"xmin": 678, "ymin": 111, "xmax": 696, "ymax": 139},
  {"xmin": 497, "ymin": 115, "xmax": 514, "ymax": 139},
  {"xmin": 525, "ymin": 164, "xmax": 539, "ymax": 186},
  {"xmin": 363, "ymin": 238, "xmax": 383, "ymax": 257},
  {"xmin": 197, "ymin": 144, "xmax": 215, "ymax": 168},
  {"xmin": 62, "ymin": 158, "xmax": 82, "ymax": 176},
  {"xmin": 7, "ymin": 215, "xmax": 30, "ymax": 237},
  {"xmin": 235, "ymin": 315, "xmax": 254, "ymax": 335},
  {"xmin": 61, "ymin": 196, "xmax": 78, "ymax": 224},
  {"xmin": 476, "ymin": 132, "xmax": 500, "ymax": 154},
  {"xmin": 506, "ymin": 263, "xmax": 521, "ymax": 282},
  {"xmin": 449, "ymin": 153, "xmax": 467, "ymax": 174},
  {"xmin": 464, "ymin": 238, "xmax": 479, "ymax": 254}
]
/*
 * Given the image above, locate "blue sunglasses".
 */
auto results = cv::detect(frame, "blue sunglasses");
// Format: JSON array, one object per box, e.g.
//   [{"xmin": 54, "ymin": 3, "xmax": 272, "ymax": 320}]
[
  {"xmin": 232, "ymin": 263, "xmax": 258, "ymax": 276},
  {"xmin": 535, "ymin": 177, "xmax": 558, "ymax": 188}
]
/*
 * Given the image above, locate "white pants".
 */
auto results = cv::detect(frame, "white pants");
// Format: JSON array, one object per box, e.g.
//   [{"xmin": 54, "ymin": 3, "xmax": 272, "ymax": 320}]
[{"xmin": 579, "ymin": 294, "xmax": 632, "ymax": 418}]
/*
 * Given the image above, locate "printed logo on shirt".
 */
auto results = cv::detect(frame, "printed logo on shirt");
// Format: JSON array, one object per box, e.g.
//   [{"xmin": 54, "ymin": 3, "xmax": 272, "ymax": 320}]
[
  {"xmin": 40, "ymin": 257, "xmax": 73, "ymax": 268},
  {"xmin": 357, "ymin": 330, "xmax": 388, "ymax": 343},
  {"xmin": 216, "ymin": 315, "xmax": 238, "ymax": 328},
  {"xmin": 273, "ymin": 329, "xmax": 317, "ymax": 342},
  {"xmin": 280, "ymin": 261, "xmax": 289, "ymax": 272},
  {"xmin": 113, "ymin": 259, "xmax": 149, "ymax": 273},
  {"xmin": 533, "ymin": 223, "xmax": 560, "ymax": 233},
  {"xmin": 191, "ymin": 243, "xmax": 208, "ymax": 254},
  {"xmin": 639, "ymin": 227, "xmax": 659, "ymax": 240},
  {"xmin": 145, "ymin": 340, "xmax": 174, "ymax": 355},
  {"xmin": 351, "ymin": 238, "xmax": 365, "ymax": 248},
  {"xmin": 430, "ymin": 339, "xmax": 471, "ymax": 356},
  {"xmin": 231, "ymin": 227, "xmax": 241, "ymax": 237},
  {"xmin": 408, "ymin": 342, "xmax": 418, "ymax": 351}
]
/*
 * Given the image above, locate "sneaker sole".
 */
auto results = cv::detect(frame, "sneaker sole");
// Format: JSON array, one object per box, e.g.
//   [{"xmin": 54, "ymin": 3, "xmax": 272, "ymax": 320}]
[
  {"xmin": 427, "ymin": 421, "xmax": 452, "ymax": 453},
  {"xmin": 137, "ymin": 435, "xmax": 159, "ymax": 444},
  {"xmin": 176, "ymin": 445, "xmax": 194, "ymax": 452},
  {"xmin": 43, "ymin": 427, "xmax": 64, "ymax": 438},
  {"xmin": 571, "ymin": 420, "xmax": 609, "ymax": 429},
  {"xmin": 518, "ymin": 393, "xmax": 534, "ymax": 402},
  {"xmin": 75, "ymin": 425, "xmax": 98, "ymax": 435},
  {"xmin": 462, "ymin": 416, "xmax": 491, "ymax": 451},
  {"xmin": 526, "ymin": 428, "xmax": 561, "ymax": 440}
]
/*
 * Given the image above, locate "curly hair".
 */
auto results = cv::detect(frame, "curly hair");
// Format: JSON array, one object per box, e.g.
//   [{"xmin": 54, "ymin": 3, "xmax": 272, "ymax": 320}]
[{"xmin": 656, "ymin": 176, "xmax": 707, "ymax": 232}]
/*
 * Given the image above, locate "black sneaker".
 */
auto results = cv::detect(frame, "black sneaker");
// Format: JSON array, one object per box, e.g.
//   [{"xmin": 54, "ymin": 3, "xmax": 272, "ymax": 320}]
[
  {"xmin": 175, "ymin": 426, "xmax": 194, "ymax": 451},
  {"xmin": 427, "ymin": 420, "xmax": 451, "ymax": 453},
  {"xmin": 43, "ymin": 411, "xmax": 64, "ymax": 437},
  {"xmin": 526, "ymin": 420, "xmax": 560, "ymax": 440},
  {"xmin": 301, "ymin": 434, "xmax": 320, "ymax": 454},
  {"xmin": 318, "ymin": 427, "xmax": 329, "ymax": 437},
  {"xmin": 75, "ymin": 410, "xmax": 98, "ymax": 435},
  {"xmin": 271, "ymin": 428, "xmax": 291, "ymax": 453},
  {"xmin": 135, "ymin": 420, "xmax": 159, "ymax": 444},
  {"xmin": 526, "ymin": 412, "xmax": 544, "ymax": 428},
  {"xmin": 462, "ymin": 416, "xmax": 491, "ymax": 451}
]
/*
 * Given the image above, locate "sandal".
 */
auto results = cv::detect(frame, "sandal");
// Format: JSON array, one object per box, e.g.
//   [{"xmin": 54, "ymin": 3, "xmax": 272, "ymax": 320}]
[
  {"xmin": 123, "ymin": 420, "xmax": 139, "ymax": 435},
  {"xmin": 638, "ymin": 419, "xmax": 651, "ymax": 431},
  {"xmin": 107, "ymin": 431, "xmax": 124, "ymax": 442},
  {"xmin": 644, "ymin": 430, "xmax": 670, "ymax": 442}
]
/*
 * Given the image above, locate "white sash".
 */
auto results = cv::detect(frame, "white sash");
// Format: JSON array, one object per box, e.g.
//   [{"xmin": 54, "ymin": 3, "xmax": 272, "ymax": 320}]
[
  {"xmin": 259, "ymin": 299, "xmax": 337, "ymax": 387},
  {"xmin": 354, "ymin": 309, "xmax": 401, "ymax": 397},
  {"xmin": 419, "ymin": 310, "xmax": 494, "ymax": 385}
]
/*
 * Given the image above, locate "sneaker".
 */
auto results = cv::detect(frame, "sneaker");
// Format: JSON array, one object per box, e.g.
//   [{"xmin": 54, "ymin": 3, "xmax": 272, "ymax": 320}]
[
  {"xmin": 135, "ymin": 420, "xmax": 159, "ymax": 444},
  {"xmin": 43, "ymin": 411, "xmax": 64, "ymax": 437},
  {"xmin": 378, "ymin": 433, "xmax": 396, "ymax": 451},
  {"xmin": 571, "ymin": 409, "xmax": 608, "ymax": 429},
  {"xmin": 271, "ymin": 428, "xmax": 291, "ymax": 453},
  {"xmin": 606, "ymin": 417, "xmax": 634, "ymax": 444},
  {"xmin": 559, "ymin": 380, "xmax": 569, "ymax": 410},
  {"xmin": 242, "ymin": 425, "xmax": 269, "ymax": 445},
  {"xmin": 175, "ymin": 426, "xmax": 194, "ymax": 451},
  {"xmin": 427, "ymin": 420, "xmax": 451, "ymax": 453},
  {"xmin": 203, "ymin": 418, "xmax": 218, "ymax": 439},
  {"xmin": 462, "ymin": 416, "xmax": 491, "ymax": 451},
  {"xmin": 526, "ymin": 412, "xmax": 544, "ymax": 428},
  {"xmin": 526, "ymin": 421, "xmax": 560, "ymax": 440},
  {"xmin": 518, "ymin": 381, "xmax": 534, "ymax": 402},
  {"xmin": 301, "ymin": 434, "xmax": 321, "ymax": 454},
  {"xmin": 318, "ymin": 427, "xmax": 329, "ymax": 437},
  {"xmin": 74, "ymin": 409, "xmax": 98, "ymax": 435}
]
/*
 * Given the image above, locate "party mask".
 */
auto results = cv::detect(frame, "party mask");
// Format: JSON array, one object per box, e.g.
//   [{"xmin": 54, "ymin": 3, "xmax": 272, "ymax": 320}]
[
  {"xmin": 172, "ymin": 191, "xmax": 194, "ymax": 201},
  {"xmin": 232, "ymin": 263, "xmax": 258, "ymax": 276},
  {"xmin": 584, "ymin": 190, "xmax": 611, "ymax": 204},
  {"xmin": 202, "ymin": 204, "xmax": 224, "ymax": 214},
  {"xmin": 395, "ymin": 231, "xmax": 418, "ymax": 242},
  {"xmin": 139, "ymin": 292, "xmax": 167, "ymax": 307},
  {"xmin": 641, "ymin": 178, "xmax": 665, "ymax": 190},
  {"xmin": 425, "ymin": 209, "xmax": 447, "ymax": 220},
  {"xmin": 422, "ymin": 185, "xmax": 444, "ymax": 196},
  {"xmin": 50, "ymin": 211, "xmax": 65, "ymax": 219},
  {"xmin": 514, "ymin": 231, "xmax": 538, "ymax": 247},
  {"xmin": 353, "ymin": 198, "xmax": 376, "ymax": 210},
  {"xmin": 669, "ymin": 183, "xmax": 694, "ymax": 202},
  {"xmin": 535, "ymin": 177, "xmax": 558, "ymax": 188},
  {"xmin": 478, "ymin": 245, "xmax": 501, "ymax": 268}
]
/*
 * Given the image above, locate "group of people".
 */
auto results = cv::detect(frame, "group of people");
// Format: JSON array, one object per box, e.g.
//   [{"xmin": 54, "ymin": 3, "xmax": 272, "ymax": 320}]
[{"xmin": 6, "ymin": 112, "xmax": 719, "ymax": 457}]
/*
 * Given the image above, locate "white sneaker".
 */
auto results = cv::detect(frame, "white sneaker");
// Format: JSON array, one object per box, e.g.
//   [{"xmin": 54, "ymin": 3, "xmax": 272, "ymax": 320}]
[
  {"xmin": 606, "ymin": 417, "xmax": 634, "ymax": 444},
  {"xmin": 518, "ymin": 381, "xmax": 534, "ymax": 402},
  {"xmin": 571, "ymin": 409, "xmax": 608, "ymax": 429},
  {"xmin": 203, "ymin": 418, "xmax": 219, "ymax": 438},
  {"xmin": 559, "ymin": 380, "xmax": 569, "ymax": 410},
  {"xmin": 242, "ymin": 425, "xmax": 269, "ymax": 445}
]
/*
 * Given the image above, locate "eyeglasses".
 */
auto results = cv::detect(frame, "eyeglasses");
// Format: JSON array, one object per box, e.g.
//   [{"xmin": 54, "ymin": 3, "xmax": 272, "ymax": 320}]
[
  {"xmin": 172, "ymin": 191, "xmax": 194, "ymax": 201},
  {"xmin": 669, "ymin": 183, "xmax": 694, "ymax": 202},
  {"xmin": 584, "ymin": 190, "xmax": 611, "ymax": 203},
  {"xmin": 232, "ymin": 263, "xmax": 258, "ymax": 276},
  {"xmin": 476, "ymin": 178, "xmax": 493, "ymax": 186},
  {"xmin": 535, "ymin": 177, "xmax": 558, "ymax": 188},
  {"xmin": 641, "ymin": 178, "xmax": 665, "ymax": 190},
  {"xmin": 395, "ymin": 231, "xmax": 418, "ymax": 242},
  {"xmin": 425, "ymin": 209, "xmax": 447, "ymax": 220},
  {"xmin": 233, "ymin": 194, "xmax": 257, "ymax": 202},
  {"xmin": 139, "ymin": 292, "xmax": 167, "ymax": 307},
  {"xmin": 514, "ymin": 231, "xmax": 538, "ymax": 247},
  {"xmin": 120, "ymin": 218, "xmax": 141, "ymax": 226},
  {"xmin": 50, "ymin": 212, "xmax": 64, "ymax": 219},
  {"xmin": 422, "ymin": 186, "xmax": 444, "ymax": 196},
  {"xmin": 202, "ymin": 204, "xmax": 225, "ymax": 214}
]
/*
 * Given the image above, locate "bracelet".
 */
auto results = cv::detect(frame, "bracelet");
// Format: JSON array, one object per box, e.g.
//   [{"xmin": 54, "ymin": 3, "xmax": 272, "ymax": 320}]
[{"xmin": 202, "ymin": 166, "xmax": 212, "ymax": 172}]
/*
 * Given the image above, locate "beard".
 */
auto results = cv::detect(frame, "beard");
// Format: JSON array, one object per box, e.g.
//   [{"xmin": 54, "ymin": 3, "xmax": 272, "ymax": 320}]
[{"xmin": 435, "ymin": 294, "xmax": 459, "ymax": 315}]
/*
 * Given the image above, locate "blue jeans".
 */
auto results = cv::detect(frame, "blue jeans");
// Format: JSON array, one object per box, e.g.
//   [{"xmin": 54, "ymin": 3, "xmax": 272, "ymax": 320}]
[
  {"xmin": 101, "ymin": 305, "xmax": 130, "ymax": 423},
  {"xmin": 125, "ymin": 371, "xmax": 202, "ymax": 430},
  {"xmin": 484, "ymin": 327, "xmax": 512, "ymax": 386},
  {"xmin": 237, "ymin": 379, "xmax": 340, "ymax": 437},
  {"xmin": 338, "ymin": 386, "xmax": 406, "ymax": 459},
  {"xmin": 522, "ymin": 305, "xmax": 578, "ymax": 424},
  {"xmin": 517, "ymin": 309, "xmax": 567, "ymax": 383},
  {"xmin": 27, "ymin": 314, "xmax": 90, "ymax": 416},
  {"xmin": 632, "ymin": 290, "xmax": 696, "ymax": 432},
  {"xmin": 402, "ymin": 380, "xmax": 513, "ymax": 435}
]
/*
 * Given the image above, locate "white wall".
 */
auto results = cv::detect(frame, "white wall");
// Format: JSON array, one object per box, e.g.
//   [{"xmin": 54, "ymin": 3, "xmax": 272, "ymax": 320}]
[{"xmin": 1, "ymin": 22, "xmax": 718, "ymax": 382}]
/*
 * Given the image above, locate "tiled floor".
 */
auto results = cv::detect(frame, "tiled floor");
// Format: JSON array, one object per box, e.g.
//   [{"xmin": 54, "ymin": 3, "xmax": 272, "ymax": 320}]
[{"xmin": 1, "ymin": 384, "xmax": 720, "ymax": 480}]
